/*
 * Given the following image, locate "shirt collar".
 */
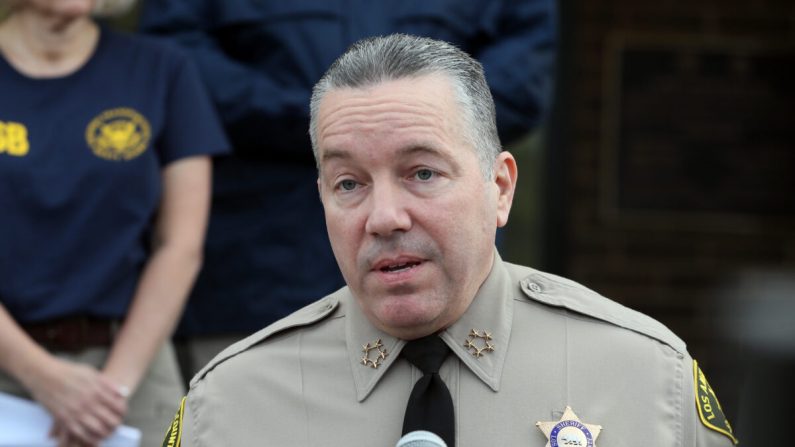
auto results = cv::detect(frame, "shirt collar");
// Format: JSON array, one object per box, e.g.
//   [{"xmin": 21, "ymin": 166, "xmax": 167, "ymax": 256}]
[{"xmin": 346, "ymin": 250, "xmax": 514, "ymax": 401}]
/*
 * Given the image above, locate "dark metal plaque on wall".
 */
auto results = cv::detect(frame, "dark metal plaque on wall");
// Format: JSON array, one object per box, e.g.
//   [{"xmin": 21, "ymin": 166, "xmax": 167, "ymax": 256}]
[{"xmin": 602, "ymin": 34, "xmax": 795, "ymax": 230}]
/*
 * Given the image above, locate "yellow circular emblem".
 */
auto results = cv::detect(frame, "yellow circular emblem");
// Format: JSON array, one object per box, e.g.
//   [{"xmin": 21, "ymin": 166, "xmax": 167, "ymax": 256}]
[{"xmin": 85, "ymin": 107, "xmax": 151, "ymax": 161}]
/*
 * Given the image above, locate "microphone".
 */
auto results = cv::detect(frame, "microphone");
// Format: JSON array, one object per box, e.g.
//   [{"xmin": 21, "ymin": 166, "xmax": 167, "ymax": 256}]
[{"xmin": 396, "ymin": 430, "xmax": 448, "ymax": 447}]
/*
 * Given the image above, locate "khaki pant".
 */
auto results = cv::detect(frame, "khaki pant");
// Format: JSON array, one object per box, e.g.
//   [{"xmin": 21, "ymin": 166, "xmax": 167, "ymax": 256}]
[
  {"xmin": 0, "ymin": 342, "xmax": 184, "ymax": 447},
  {"xmin": 174, "ymin": 335, "xmax": 243, "ymax": 385}
]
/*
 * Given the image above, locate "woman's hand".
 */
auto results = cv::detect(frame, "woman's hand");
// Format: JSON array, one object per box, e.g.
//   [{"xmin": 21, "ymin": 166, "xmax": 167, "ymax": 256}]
[{"xmin": 26, "ymin": 356, "xmax": 128, "ymax": 446}]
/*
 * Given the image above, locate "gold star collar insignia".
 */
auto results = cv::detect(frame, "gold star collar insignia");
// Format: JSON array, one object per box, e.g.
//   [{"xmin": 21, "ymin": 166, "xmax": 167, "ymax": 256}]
[
  {"xmin": 360, "ymin": 339, "xmax": 388, "ymax": 369},
  {"xmin": 537, "ymin": 406, "xmax": 602, "ymax": 447},
  {"xmin": 464, "ymin": 329, "xmax": 495, "ymax": 358}
]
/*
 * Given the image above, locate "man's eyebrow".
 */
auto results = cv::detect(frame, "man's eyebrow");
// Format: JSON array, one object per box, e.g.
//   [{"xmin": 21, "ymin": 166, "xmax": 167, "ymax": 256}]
[
  {"xmin": 398, "ymin": 144, "xmax": 444, "ymax": 158},
  {"xmin": 320, "ymin": 144, "xmax": 462, "ymax": 172},
  {"xmin": 320, "ymin": 149, "xmax": 352, "ymax": 164},
  {"xmin": 399, "ymin": 144, "xmax": 461, "ymax": 173},
  {"xmin": 321, "ymin": 145, "xmax": 441, "ymax": 163}
]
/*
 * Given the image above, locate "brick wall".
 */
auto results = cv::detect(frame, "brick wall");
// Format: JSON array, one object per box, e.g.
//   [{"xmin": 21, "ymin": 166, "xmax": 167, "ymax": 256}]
[{"xmin": 558, "ymin": 0, "xmax": 795, "ymax": 426}]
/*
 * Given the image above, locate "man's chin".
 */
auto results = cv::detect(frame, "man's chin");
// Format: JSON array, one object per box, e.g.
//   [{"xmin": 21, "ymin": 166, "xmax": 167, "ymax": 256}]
[{"xmin": 373, "ymin": 304, "xmax": 445, "ymax": 338}]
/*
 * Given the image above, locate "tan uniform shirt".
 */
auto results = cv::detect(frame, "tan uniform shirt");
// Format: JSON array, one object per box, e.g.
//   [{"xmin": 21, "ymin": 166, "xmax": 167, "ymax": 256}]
[{"xmin": 172, "ymin": 253, "xmax": 736, "ymax": 446}]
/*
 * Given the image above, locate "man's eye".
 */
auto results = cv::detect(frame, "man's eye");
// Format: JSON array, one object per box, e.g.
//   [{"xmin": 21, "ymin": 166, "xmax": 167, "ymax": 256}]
[
  {"xmin": 338, "ymin": 179, "xmax": 358, "ymax": 191},
  {"xmin": 414, "ymin": 169, "xmax": 435, "ymax": 181}
]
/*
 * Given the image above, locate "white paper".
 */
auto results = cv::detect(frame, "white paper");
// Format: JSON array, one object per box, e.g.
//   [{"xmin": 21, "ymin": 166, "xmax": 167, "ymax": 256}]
[{"xmin": 0, "ymin": 392, "xmax": 141, "ymax": 447}]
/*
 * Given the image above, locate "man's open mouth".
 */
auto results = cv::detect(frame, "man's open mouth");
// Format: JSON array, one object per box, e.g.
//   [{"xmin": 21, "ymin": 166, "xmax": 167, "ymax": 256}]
[{"xmin": 380, "ymin": 261, "xmax": 422, "ymax": 273}]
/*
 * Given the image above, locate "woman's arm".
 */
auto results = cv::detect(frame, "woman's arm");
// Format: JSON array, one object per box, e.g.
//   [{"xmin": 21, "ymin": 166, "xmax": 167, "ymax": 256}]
[{"xmin": 102, "ymin": 155, "xmax": 212, "ymax": 392}]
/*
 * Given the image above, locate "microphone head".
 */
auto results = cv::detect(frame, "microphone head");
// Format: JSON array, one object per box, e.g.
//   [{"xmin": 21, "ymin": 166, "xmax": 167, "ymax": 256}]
[{"xmin": 396, "ymin": 430, "xmax": 448, "ymax": 447}]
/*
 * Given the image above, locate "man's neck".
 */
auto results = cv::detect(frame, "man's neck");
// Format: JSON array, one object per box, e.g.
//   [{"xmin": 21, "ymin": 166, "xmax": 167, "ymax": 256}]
[{"xmin": 0, "ymin": 10, "xmax": 99, "ymax": 78}]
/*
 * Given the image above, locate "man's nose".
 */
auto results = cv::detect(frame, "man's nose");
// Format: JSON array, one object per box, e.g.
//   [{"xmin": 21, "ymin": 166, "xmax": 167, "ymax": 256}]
[{"xmin": 364, "ymin": 182, "xmax": 412, "ymax": 236}]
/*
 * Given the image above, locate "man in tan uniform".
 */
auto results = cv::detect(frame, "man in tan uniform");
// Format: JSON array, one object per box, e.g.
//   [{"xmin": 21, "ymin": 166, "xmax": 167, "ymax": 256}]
[{"xmin": 162, "ymin": 34, "xmax": 737, "ymax": 447}]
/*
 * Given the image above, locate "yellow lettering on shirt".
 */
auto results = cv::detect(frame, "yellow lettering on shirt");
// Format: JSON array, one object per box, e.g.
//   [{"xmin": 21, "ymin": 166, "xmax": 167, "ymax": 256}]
[{"xmin": 0, "ymin": 121, "xmax": 30, "ymax": 156}]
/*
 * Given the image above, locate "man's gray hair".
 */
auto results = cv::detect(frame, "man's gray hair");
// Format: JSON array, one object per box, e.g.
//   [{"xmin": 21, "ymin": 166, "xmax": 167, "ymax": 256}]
[{"xmin": 309, "ymin": 33, "xmax": 501, "ymax": 179}]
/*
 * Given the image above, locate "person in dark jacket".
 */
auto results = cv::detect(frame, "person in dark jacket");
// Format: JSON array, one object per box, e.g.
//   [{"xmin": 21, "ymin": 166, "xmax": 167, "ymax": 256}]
[{"xmin": 138, "ymin": 0, "xmax": 557, "ymax": 380}]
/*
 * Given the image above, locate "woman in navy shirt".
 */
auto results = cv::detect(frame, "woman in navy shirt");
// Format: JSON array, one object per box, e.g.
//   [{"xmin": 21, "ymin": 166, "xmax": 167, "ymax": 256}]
[{"xmin": 0, "ymin": 0, "xmax": 228, "ymax": 445}]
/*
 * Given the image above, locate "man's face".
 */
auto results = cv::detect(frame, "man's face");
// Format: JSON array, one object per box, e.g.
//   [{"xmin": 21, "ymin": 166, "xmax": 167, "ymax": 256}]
[{"xmin": 316, "ymin": 74, "xmax": 516, "ymax": 339}]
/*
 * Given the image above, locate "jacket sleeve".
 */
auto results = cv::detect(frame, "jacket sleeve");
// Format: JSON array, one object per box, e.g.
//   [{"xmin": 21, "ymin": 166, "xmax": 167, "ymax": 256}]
[
  {"xmin": 478, "ymin": 0, "xmax": 557, "ymax": 145},
  {"xmin": 138, "ymin": 0, "xmax": 310, "ymax": 159}
]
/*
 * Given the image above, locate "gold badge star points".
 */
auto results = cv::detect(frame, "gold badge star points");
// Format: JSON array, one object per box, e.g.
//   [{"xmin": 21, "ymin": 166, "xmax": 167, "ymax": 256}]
[{"xmin": 536, "ymin": 406, "xmax": 602, "ymax": 447}]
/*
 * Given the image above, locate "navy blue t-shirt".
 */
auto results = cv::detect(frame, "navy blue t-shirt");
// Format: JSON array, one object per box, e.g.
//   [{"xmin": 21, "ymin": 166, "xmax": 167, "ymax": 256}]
[{"xmin": 0, "ymin": 27, "xmax": 229, "ymax": 323}]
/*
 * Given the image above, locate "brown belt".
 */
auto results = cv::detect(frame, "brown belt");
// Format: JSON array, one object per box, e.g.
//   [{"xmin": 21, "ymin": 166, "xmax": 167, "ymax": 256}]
[{"xmin": 22, "ymin": 316, "xmax": 119, "ymax": 352}]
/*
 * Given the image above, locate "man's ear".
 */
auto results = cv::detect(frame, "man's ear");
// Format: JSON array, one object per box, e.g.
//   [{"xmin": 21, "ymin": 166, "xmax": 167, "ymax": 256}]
[
  {"xmin": 493, "ymin": 151, "xmax": 518, "ymax": 228},
  {"xmin": 317, "ymin": 177, "xmax": 326, "ymax": 204}
]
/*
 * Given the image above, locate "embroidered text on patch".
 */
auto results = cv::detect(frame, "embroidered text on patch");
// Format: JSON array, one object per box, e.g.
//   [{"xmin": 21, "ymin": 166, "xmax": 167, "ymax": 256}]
[
  {"xmin": 162, "ymin": 396, "xmax": 186, "ymax": 447},
  {"xmin": 694, "ymin": 360, "xmax": 738, "ymax": 444}
]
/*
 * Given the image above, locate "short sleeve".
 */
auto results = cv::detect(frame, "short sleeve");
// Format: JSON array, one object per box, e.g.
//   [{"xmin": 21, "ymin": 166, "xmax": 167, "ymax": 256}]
[{"xmin": 158, "ymin": 50, "xmax": 230, "ymax": 165}]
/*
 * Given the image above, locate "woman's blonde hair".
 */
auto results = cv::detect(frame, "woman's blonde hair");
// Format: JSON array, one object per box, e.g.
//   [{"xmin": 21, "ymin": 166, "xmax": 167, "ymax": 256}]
[
  {"xmin": 93, "ymin": 0, "xmax": 136, "ymax": 18},
  {"xmin": 0, "ymin": 0, "xmax": 136, "ymax": 19}
]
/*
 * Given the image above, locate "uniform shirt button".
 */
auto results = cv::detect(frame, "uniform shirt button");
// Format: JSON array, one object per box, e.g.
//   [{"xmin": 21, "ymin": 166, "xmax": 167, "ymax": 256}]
[{"xmin": 528, "ymin": 282, "xmax": 542, "ymax": 293}]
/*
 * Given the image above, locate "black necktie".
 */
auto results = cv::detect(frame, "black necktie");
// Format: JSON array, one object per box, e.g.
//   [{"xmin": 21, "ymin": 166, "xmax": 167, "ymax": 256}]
[{"xmin": 401, "ymin": 335, "xmax": 455, "ymax": 447}]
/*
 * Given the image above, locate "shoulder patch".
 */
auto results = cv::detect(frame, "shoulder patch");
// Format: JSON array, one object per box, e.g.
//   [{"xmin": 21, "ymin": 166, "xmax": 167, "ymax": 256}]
[
  {"xmin": 191, "ymin": 295, "xmax": 341, "ymax": 385},
  {"xmin": 694, "ymin": 360, "xmax": 738, "ymax": 444},
  {"xmin": 508, "ymin": 263, "xmax": 686, "ymax": 353},
  {"xmin": 161, "ymin": 396, "xmax": 186, "ymax": 447}
]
